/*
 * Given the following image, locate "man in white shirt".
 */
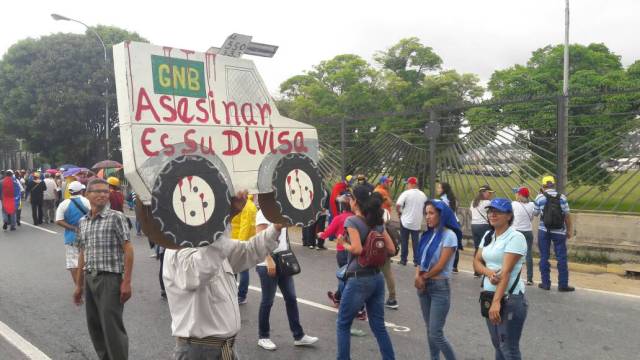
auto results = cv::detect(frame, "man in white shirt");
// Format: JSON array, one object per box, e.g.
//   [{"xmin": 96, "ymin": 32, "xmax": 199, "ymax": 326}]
[
  {"xmin": 43, "ymin": 173, "xmax": 58, "ymax": 223},
  {"xmin": 395, "ymin": 177, "xmax": 428, "ymax": 266},
  {"xmin": 137, "ymin": 191, "xmax": 284, "ymax": 360}
]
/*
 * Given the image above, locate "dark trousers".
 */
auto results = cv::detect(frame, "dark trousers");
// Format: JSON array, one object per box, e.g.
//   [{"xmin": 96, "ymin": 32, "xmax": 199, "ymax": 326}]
[
  {"xmin": 538, "ymin": 230, "xmax": 569, "ymax": 288},
  {"xmin": 85, "ymin": 272, "xmax": 129, "ymax": 360},
  {"xmin": 256, "ymin": 266, "xmax": 304, "ymax": 340},
  {"xmin": 400, "ymin": 224, "xmax": 420, "ymax": 265},
  {"xmin": 302, "ymin": 225, "xmax": 316, "ymax": 246},
  {"xmin": 159, "ymin": 251, "xmax": 166, "ymax": 293},
  {"xmin": 31, "ymin": 200, "xmax": 43, "ymax": 224}
]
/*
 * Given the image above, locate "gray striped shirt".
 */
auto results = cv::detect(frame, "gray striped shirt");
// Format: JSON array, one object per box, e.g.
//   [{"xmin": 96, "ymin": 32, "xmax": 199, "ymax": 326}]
[{"xmin": 76, "ymin": 207, "xmax": 130, "ymax": 273}]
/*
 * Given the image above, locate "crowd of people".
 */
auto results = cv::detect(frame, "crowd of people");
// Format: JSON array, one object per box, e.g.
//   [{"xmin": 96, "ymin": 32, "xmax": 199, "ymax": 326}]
[{"xmin": 1, "ymin": 166, "xmax": 577, "ymax": 360}]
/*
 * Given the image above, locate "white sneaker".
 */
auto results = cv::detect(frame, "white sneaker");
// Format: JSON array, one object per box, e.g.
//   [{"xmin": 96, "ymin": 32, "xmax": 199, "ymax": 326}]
[
  {"xmin": 258, "ymin": 338, "xmax": 277, "ymax": 351},
  {"xmin": 294, "ymin": 335, "xmax": 319, "ymax": 346}
]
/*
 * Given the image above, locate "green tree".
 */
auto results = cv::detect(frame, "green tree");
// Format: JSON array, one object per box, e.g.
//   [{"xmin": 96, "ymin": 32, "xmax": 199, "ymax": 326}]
[
  {"xmin": 467, "ymin": 43, "xmax": 640, "ymax": 186},
  {"xmin": 0, "ymin": 26, "xmax": 146, "ymax": 166}
]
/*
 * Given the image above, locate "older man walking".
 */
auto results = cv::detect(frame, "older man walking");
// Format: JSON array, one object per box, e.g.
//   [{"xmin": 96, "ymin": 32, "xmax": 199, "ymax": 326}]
[{"xmin": 73, "ymin": 178, "xmax": 134, "ymax": 360}]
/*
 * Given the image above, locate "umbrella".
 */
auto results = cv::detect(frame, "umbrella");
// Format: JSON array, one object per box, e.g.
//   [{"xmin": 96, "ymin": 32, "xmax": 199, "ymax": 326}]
[
  {"xmin": 46, "ymin": 169, "xmax": 58, "ymax": 175},
  {"xmin": 92, "ymin": 160, "xmax": 123, "ymax": 169},
  {"xmin": 59, "ymin": 164, "xmax": 79, "ymax": 170},
  {"xmin": 63, "ymin": 167, "xmax": 90, "ymax": 178}
]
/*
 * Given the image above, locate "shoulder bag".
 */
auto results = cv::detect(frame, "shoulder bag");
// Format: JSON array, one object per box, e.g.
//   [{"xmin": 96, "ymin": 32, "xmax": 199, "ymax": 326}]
[{"xmin": 273, "ymin": 229, "xmax": 301, "ymax": 277}]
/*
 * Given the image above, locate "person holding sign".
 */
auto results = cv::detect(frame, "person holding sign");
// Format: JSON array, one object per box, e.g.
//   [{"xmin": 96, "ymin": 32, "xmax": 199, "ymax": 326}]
[{"xmin": 137, "ymin": 190, "xmax": 286, "ymax": 360}]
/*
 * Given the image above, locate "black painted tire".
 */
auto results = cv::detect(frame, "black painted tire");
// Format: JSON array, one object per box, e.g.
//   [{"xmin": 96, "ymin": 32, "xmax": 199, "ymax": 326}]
[
  {"xmin": 271, "ymin": 153, "xmax": 325, "ymax": 227},
  {"xmin": 151, "ymin": 155, "xmax": 230, "ymax": 247}
]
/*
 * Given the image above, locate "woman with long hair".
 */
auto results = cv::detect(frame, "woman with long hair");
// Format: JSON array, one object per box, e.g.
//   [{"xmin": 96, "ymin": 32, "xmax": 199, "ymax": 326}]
[
  {"xmin": 437, "ymin": 182, "xmax": 462, "ymax": 272},
  {"xmin": 415, "ymin": 200, "xmax": 461, "ymax": 359},
  {"xmin": 473, "ymin": 198, "xmax": 528, "ymax": 360},
  {"xmin": 511, "ymin": 187, "xmax": 535, "ymax": 285},
  {"xmin": 470, "ymin": 185, "xmax": 495, "ymax": 276},
  {"xmin": 336, "ymin": 184, "xmax": 397, "ymax": 360}
]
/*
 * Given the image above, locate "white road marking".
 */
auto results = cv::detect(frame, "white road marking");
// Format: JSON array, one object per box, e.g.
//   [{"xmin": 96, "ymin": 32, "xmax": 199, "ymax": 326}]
[
  {"xmin": 20, "ymin": 221, "xmax": 58, "ymax": 235},
  {"xmin": 247, "ymin": 285, "xmax": 411, "ymax": 332},
  {"xmin": 292, "ymin": 242, "xmax": 640, "ymax": 299},
  {"xmin": 0, "ymin": 320, "xmax": 51, "ymax": 359}
]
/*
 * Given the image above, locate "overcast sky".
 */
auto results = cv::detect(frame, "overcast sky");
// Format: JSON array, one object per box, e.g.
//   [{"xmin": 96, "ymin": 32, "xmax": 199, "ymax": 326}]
[{"xmin": 2, "ymin": 0, "xmax": 638, "ymax": 94}]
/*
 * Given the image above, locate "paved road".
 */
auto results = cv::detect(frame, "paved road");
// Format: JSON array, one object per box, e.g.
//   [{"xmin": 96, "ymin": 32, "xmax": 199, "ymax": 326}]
[{"xmin": 1, "ymin": 216, "xmax": 639, "ymax": 359}]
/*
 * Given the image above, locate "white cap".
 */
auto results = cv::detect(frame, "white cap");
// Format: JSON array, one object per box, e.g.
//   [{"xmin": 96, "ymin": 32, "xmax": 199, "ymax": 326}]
[{"xmin": 69, "ymin": 181, "xmax": 84, "ymax": 193}]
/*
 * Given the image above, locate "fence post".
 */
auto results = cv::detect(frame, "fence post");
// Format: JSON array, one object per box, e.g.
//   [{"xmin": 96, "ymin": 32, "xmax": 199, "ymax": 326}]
[
  {"xmin": 557, "ymin": 95, "xmax": 569, "ymax": 193},
  {"xmin": 340, "ymin": 117, "xmax": 346, "ymax": 180},
  {"xmin": 425, "ymin": 109, "xmax": 441, "ymax": 198}
]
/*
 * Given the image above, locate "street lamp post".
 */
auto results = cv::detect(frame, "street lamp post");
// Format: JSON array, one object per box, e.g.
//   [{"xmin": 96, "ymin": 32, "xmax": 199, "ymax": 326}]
[{"xmin": 51, "ymin": 13, "xmax": 110, "ymax": 159}]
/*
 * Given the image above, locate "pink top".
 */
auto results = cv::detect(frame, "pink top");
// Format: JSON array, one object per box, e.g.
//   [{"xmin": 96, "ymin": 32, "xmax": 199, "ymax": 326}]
[{"xmin": 319, "ymin": 211, "xmax": 354, "ymax": 251}]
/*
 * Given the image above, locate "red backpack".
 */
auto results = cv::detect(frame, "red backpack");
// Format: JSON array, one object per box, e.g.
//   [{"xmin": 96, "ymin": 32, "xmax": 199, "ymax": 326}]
[{"xmin": 358, "ymin": 228, "xmax": 388, "ymax": 268}]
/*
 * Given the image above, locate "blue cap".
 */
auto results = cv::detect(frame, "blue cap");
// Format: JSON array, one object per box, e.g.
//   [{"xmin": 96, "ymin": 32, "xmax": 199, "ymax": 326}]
[
  {"xmin": 379, "ymin": 176, "xmax": 388, "ymax": 184},
  {"xmin": 485, "ymin": 198, "xmax": 513, "ymax": 213}
]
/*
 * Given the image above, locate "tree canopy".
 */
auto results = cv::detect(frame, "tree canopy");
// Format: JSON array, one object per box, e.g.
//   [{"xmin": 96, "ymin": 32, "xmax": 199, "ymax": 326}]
[{"xmin": 0, "ymin": 26, "xmax": 146, "ymax": 166}]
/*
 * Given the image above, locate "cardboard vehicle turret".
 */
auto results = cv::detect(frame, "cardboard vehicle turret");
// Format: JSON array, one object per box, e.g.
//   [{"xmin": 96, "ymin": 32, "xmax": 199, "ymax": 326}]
[{"xmin": 113, "ymin": 36, "xmax": 324, "ymax": 248}]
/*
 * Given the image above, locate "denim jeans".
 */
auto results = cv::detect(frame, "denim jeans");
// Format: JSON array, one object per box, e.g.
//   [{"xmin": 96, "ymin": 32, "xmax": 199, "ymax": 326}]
[
  {"xmin": 2, "ymin": 210, "xmax": 17, "ymax": 229},
  {"xmin": 237, "ymin": 270, "xmax": 249, "ymax": 300},
  {"xmin": 485, "ymin": 294, "xmax": 528, "ymax": 360},
  {"xmin": 336, "ymin": 273, "xmax": 395, "ymax": 360},
  {"xmin": 255, "ymin": 266, "xmax": 304, "ymax": 340},
  {"xmin": 418, "ymin": 279, "xmax": 456, "ymax": 360},
  {"xmin": 400, "ymin": 225, "xmax": 420, "ymax": 264},
  {"xmin": 520, "ymin": 231, "xmax": 534, "ymax": 282},
  {"xmin": 537, "ymin": 230, "xmax": 569, "ymax": 287}
]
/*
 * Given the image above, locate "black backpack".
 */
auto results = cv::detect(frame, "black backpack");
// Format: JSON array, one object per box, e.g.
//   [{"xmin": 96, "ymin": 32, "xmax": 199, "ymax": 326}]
[{"xmin": 542, "ymin": 192, "xmax": 565, "ymax": 230}]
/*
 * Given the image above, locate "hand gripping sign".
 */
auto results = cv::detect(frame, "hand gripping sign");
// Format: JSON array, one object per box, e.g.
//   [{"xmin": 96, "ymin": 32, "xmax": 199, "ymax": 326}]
[{"xmin": 113, "ymin": 41, "xmax": 324, "ymax": 248}]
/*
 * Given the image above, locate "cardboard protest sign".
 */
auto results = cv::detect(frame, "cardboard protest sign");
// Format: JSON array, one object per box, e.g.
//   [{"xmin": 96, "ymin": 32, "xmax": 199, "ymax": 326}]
[{"xmin": 113, "ymin": 41, "xmax": 324, "ymax": 248}]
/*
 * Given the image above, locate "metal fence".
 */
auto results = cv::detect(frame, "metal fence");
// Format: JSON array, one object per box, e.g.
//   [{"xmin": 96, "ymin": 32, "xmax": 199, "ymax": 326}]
[{"xmin": 314, "ymin": 89, "xmax": 640, "ymax": 214}]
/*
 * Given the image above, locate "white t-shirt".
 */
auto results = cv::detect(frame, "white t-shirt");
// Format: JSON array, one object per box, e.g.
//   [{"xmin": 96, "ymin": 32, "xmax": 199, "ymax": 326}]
[
  {"xmin": 512, "ymin": 201, "xmax": 535, "ymax": 232},
  {"xmin": 396, "ymin": 188, "xmax": 428, "ymax": 231},
  {"xmin": 43, "ymin": 178, "xmax": 58, "ymax": 200},
  {"xmin": 470, "ymin": 200, "xmax": 491, "ymax": 225},
  {"xmin": 255, "ymin": 210, "xmax": 288, "ymax": 266},
  {"xmin": 55, "ymin": 196, "xmax": 91, "ymax": 221}
]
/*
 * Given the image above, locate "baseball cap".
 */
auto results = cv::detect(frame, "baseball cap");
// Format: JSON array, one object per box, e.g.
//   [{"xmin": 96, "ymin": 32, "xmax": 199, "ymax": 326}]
[
  {"xmin": 542, "ymin": 175, "xmax": 555, "ymax": 186},
  {"xmin": 516, "ymin": 187, "xmax": 530, "ymax": 198},
  {"xmin": 379, "ymin": 176, "xmax": 388, "ymax": 184},
  {"xmin": 406, "ymin": 177, "xmax": 418, "ymax": 185},
  {"xmin": 356, "ymin": 174, "xmax": 367, "ymax": 182},
  {"xmin": 485, "ymin": 198, "xmax": 513, "ymax": 213},
  {"xmin": 345, "ymin": 175, "xmax": 353, "ymax": 183},
  {"xmin": 479, "ymin": 185, "xmax": 495, "ymax": 193},
  {"xmin": 352, "ymin": 184, "xmax": 373, "ymax": 204},
  {"xmin": 68, "ymin": 181, "xmax": 85, "ymax": 193}
]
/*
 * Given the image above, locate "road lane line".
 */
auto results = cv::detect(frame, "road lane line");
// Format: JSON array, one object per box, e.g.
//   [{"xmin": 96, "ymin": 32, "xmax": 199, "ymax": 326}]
[
  {"xmin": 0, "ymin": 320, "xmax": 51, "ymax": 359},
  {"xmin": 20, "ymin": 221, "xmax": 58, "ymax": 235},
  {"xmin": 248, "ymin": 285, "xmax": 411, "ymax": 332}
]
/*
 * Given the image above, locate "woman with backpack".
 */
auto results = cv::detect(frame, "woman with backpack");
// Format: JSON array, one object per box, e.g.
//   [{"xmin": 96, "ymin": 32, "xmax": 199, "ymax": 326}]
[
  {"xmin": 512, "ymin": 187, "xmax": 535, "ymax": 285},
  {"xmin": 473, "ymin": 198, "xmax": 528, "ymax": 360},
  {"xmin": 470, "ymin": 185, "xmax": 494, "ymax": 276},
  {"xmin": 415, "ymin": 200, "xmax": 461, "ymax": 360},
  {"xmin": 437, "ymin": 182, "xmax": 462, "ymax": 272},
  {"xmin": 336, "ymin": 184, "xmax": 397, "ymax": 360}
]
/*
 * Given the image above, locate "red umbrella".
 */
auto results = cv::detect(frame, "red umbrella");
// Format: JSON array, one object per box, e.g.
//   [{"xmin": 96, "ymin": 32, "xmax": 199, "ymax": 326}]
[
  {"xmin": 92, "ymin": 160, "xmax": 123, "ymax": 169},
  {"xmin": 46, "ymin": 169, "xmax": 59, "ymax": 175}
]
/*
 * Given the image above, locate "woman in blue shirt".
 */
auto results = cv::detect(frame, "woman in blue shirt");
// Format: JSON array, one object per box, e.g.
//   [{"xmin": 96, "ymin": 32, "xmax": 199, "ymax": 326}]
[
  {"xmin": 473, "ymin": 198, "xmax": 528, "ymax": 360},
  {"xmin": 415, "ymin": 200, "xmax": 462, "ymax": 360}
]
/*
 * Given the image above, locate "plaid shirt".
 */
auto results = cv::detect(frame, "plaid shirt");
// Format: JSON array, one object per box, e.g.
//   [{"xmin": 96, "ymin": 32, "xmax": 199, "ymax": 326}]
[{"xmin": 76, "ymin": 207, "xmax": 130, "ymax": 273}]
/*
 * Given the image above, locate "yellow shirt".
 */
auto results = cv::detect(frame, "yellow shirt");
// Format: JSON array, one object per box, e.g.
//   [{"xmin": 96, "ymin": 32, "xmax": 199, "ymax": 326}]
[{"xmin": 230, "ymin": 197, "xmax": 257, "ymax": 241}]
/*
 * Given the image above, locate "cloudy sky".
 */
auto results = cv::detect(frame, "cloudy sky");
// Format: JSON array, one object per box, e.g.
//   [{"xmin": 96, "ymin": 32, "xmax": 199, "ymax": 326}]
[{"xmin": 1, "ymin": 0, "xmax": 638, "ymax": 93}]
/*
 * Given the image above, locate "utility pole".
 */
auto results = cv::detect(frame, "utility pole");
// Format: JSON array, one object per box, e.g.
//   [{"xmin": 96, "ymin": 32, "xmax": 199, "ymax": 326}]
[{"xmin": 558, "ymin": 0, "xmax": 570, "ymax": 193}]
